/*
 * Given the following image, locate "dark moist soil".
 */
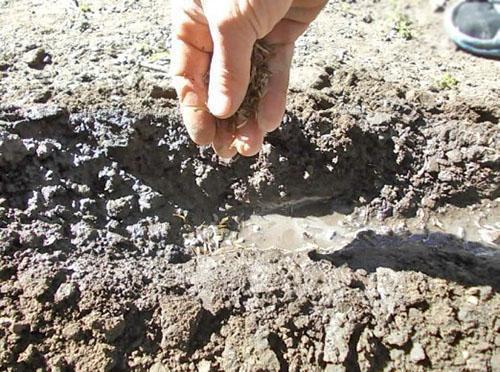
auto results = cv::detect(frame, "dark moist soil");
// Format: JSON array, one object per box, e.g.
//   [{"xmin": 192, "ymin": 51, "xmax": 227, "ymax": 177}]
[{"xmin": 1, "ymin": 64, "xmax": 500, "ymax": 371}]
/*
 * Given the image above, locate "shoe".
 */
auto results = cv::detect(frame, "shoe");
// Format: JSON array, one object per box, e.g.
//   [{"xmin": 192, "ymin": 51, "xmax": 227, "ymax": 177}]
[{"xmin": 444, "ymin": 0, "xmax": 500, "ymax": 58}]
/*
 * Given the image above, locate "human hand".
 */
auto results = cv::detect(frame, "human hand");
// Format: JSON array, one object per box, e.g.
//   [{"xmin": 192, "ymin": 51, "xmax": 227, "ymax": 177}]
[{"xmin": 171, "ymin": 0, "xmax": 327, "ymax": 158}]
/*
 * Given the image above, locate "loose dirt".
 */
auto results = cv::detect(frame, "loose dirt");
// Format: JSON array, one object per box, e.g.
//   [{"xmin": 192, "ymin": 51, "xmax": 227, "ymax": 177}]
[{"xmin": 1, "ymin": 0, "xmax": 499, "ymax": 371}]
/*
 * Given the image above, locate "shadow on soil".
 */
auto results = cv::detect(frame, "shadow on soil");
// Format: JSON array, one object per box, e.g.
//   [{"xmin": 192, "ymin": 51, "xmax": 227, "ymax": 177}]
[
  {"xmin": 109, "ymin": 111, "xmax": 398, "ymax": 223},
  {"xmin": 309, "ymin": 230, "xmax": 500, "ymax": 290}
]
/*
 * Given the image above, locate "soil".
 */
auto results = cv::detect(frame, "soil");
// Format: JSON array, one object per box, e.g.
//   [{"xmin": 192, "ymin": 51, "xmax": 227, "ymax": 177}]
[{"xmin": 1, "ymin": 0, "xmax": 499, "ymax": 371}]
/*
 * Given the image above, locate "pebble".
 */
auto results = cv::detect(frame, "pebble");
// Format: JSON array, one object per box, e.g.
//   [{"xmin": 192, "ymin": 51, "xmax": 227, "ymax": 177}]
[
  {"xmin": 446, "ymin": 149, "xmax": 463, "ymax": 164},
  {"xmin": 106, "ymin": 196, "xmax": 136, "ymax": 219},
  {"xmin": 367, "ymin": 112, "xmax": 393, "ymax": 126},
  {"xmin": 431, "ymin": 0, "xmax": 448, "ymax": 12},
  {"xmin": 362, "ymin": 13, "xmax": 373, "ymax": 23},
  {"xmin": 149, "ymin": 84, "xmax": 177, "ymax": 100},
  {"xmin": 62, "ymin": 323, "xmax": 81, "ymax": 340},
  {"xmin": 410, "ymin": 342, "xmax": 427, "ymax": 363},
  {"xmin": 386, "ymin": 331, "xmax": 409, "ymax": 347},
  {"xmin": 197, "ymin": 360, "xmax": 212, "ymax": 372},
  {"xmin": 54, "ymin": 282, "xmax": 79, "ymax": 304},
  {"xmin": 0, "ymin": 61, "xmax": 10, "ymax": 71},
  {"xmin": 23, "ymin": 47, "xmax": 50, "ymax": 68},
  {"xmin": 466, "ymin": 296, "xmax": 479, "ymax": 306},
  {"xmin": 12, "ymin": 321, "xmax": 30, "ymax": 334},
  {"xmin": 33, "ymin": 89, "xmax": 52, "ymax": 103}
]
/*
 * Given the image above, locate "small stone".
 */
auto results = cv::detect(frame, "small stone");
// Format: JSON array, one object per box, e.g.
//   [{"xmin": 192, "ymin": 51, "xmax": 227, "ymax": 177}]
[
  {"xmin": 386, "ymin": 331, "xmax": 409, "ymax": 347},
  {"xmin": 0, "ymin": 131, "xmax": 31, "ymax": 166},
  {"xmin": 23, "ymin": 105, "xmax": 67, "ymax": 121},
  {"xmin": 417, "ymin": 92, "xmax": 437, "ymax": 109},
  {"xmin": 425, "ymin": 157, "xmax": 440, "ymax": 174},
  {"xmin": 367, "ymin": 112, "xmax": 392, "ymax": 126},
  {"xmin": 390, "ymin": 348, "xmax": 405, "ymax": 361},
  {"xmin": 431, "ymin": 0, "xmax": 448, "ymax": 12},
  {"xmin": 23, "ymin": 47, "xmax": 49, "ymax": 69},
  {"xmin": 197, "ymin": 360, "xmax": 212, "ymax": 372},
  {"xmin": 12, "ymin": 322, "xmax": 30, "ymax": 334},
  {"xmin": 466, "ymin": 296, "xmax": 479, "ymax": 306},
  {"xmin": 438, "ymin": 169, "xmax": 455, "ymax": 182},
  {"xmin": 334, "ymin": 48, "xmax": 347, "ymax": 62},
  {"xmin": 54, "ymin": 282, "xmax": 79, "ymax": 304},
  {"xmin": 106, "ymin": 196, "xmax": 136, "ymax": 220},
  {"xmin": 446, "ymin": 149, "xmax": 463, "ymax": 164},
  {"xmin": 62, "ymin": 323, "xmax": 82, "ymax": 340},
  {"xmin": 150, "ymin": 85, "xmax": 177, "ymax": 100},
  {"xmin": 251, "ymin": 331, "xmax": 281, "ymax": 371},
  {"xmin": 33, "ymin": 89, "xmax": 52, "ymax": 103},
  {"xmin": 311, "ymin": 73, "xmax": 331, "ymax": 90},
  {"xmin": 0, "ymin": 61, "xmax": 10, "ymax": 71},
  {"xmin": 362, "ymin": 14, "xmax": 373, "ymax": 23},
  {"xmin": 421, "ymin": 196, "xmax": 436, "ymax": 209},
  {"xmin": 49, "ymin": 355, "xmax": 69, "ymax": 372},
  {"xmin": 49, "ymin": 356, "xmax": 69, "ymax": 372},
  {"xmin": 410, "ymin": 342, "xmax": 427, "ymax": 363}
]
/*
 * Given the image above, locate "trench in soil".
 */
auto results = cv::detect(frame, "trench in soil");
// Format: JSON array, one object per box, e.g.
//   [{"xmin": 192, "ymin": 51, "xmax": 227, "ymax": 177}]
[{"xmin": 1, "ymin": 99, "xmax": 498, "ymax": 261}]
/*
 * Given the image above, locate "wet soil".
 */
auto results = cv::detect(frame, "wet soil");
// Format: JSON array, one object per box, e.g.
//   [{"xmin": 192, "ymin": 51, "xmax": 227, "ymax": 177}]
[{"xmin": 1, "ymin": 0, "xmax": 500, "ymax": 371}]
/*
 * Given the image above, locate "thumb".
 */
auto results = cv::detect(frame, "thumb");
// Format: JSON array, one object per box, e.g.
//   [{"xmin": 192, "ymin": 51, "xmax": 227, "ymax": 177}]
[{"xmin": 206, "ymin": 19, "xmax": 257, "ymax": 118}]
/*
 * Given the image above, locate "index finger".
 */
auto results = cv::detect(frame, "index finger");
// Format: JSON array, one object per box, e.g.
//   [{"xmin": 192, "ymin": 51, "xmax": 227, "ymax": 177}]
[{"xmin": 171, "ymin": 2, "xmax": 216, "ymax": 145}]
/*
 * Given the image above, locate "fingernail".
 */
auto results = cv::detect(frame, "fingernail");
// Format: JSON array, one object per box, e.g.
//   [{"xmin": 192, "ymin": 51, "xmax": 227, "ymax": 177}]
[{"xmin": 208, "ymin": 93, "xmax": 231, "ymax": 118}]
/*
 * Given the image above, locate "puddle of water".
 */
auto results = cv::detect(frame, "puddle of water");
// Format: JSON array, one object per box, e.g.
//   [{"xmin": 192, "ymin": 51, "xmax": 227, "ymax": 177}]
[{"xmin": 238, "ymin": 199, "xmax": 500, "ymax": 254}]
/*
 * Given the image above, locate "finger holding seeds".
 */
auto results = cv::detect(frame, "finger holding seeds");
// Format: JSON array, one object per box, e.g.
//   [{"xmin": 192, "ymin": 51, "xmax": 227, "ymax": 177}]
[
  {"xmin": 209, "ymin": 40, "xmax": 273, "ymax": 158},
  {"xmin": 256, "ymin": 43, "xmax": 294, "ymax": 133},
  {"xmin": 223, "ymin": 41, "xmax": 274, "ymax": 131},
  {"xmin": 213, "ymin": 120, "xmax": 238, "ymax": 159},
  {"xmin": 171, "ymin": 3, "xmax": 216, "ymax": 145},
  {"xmin": 231, "ymin": 117, "xmax": 266, "ymax": 157}
]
